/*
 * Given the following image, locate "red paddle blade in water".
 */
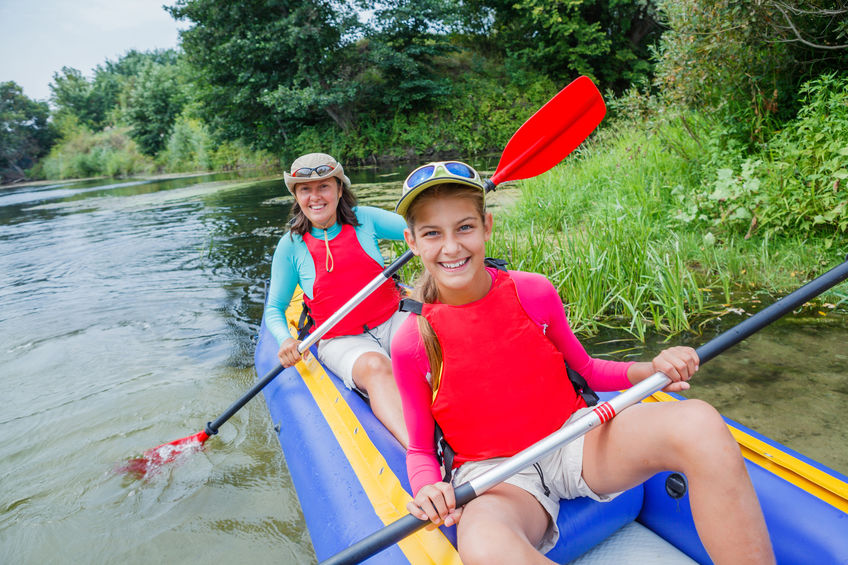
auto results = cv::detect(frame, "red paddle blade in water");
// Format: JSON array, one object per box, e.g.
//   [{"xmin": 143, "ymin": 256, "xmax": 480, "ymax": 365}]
[
  {"xmin": 491, "ymin": 76, "xmax": 606, "ymax": 186},
  {"xmin": 119, "ymin": 430, "xmax": 210, "ymax": 476}
]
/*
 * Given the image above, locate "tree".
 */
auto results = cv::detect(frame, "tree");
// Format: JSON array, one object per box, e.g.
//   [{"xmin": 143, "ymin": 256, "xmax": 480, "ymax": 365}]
[
  {"xmin": 168, "ymin": 0, "xmax": 467, "ymax": 150},
  {"xmin": 0, "ymin": 82, "xmax": 56, "ymax": 182},
  {"xmin": 359, "ymin": 0, "xmax": 458, "ymax": 109},
  {"xmin": 453, "ymin": 0, "xmax": 662, "ymax": 92},
  {"xmin": 124, "ymin": 60, "xmax": 190, "ymax": 155},
  {"xmin": 93, "ymin": 49, "xmax": 182, "ymax": 126},
  {"xmin": 167, "ymin": 0, "xmax": 355, "ymax": 149},
  {"xmin": 48, "ymin": 50, "xmax": 182, "ymax": 131},
  {"xmin": 653, "ymin": 0, "xmax": 847, "ymax": 144},
  {"xmin": 50, "ymin": 67, "xmax": 105, "ymax": 128}
]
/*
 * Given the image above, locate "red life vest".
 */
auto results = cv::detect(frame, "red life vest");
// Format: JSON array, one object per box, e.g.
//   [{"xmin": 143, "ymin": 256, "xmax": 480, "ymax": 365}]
[
  {"xmin": 302, "ymin": 224, "xmax": 400, "ymax": 339},
  {"xmin": 421, "ymin": 270, "xmax": 586, "ymax": 467}
]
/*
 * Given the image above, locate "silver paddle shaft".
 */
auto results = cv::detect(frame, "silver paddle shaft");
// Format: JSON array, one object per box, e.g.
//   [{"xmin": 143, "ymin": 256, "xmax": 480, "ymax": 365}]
[
  {"xmin": 297, "ymin": 249, "xmax": 414, "ymax": 353},
  {"xmin": 467, "ymin": 372, "xmax": 671, "ymax": 495}
]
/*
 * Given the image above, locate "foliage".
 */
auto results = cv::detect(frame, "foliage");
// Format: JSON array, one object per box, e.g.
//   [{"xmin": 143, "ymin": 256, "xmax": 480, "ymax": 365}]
[
  {"xmin": 168, "ymin": 0, "xmax": 362, "ymax": 147},
  {"xmin": 40, "ymin": 126, "xmax": 153, "ymax": 179},
  {"xmin": 487, "ymin": 95, "xmax": 847, "ymax": 337},
  {"xmin": 124, "ymin": 60, "xmax": 190, "ymax": 155},
  {"xmin": 677, "ymin": 73, "xmax": 848, "ymax": 246},
  {"xmin": 279, "ymin": 71, "xmax": 559, "ymax": 163},
  {"xmin": 653, "ymin": 0, "xmax": 848, "ymax": 146},
  {"xmin": 357, "ymin": 0, "xmax": 458, "ymax": 110},
  {"xmin": 0, "ymin": 82, "xmax": 57, "ymax": 183},
  {"xmin": 162, "ymin": 115, "xmax": 213, "ymax": 171},
  {"xmin": 456, "ymin": 0, "xmax": 662, "ymax": 93},
  {"xmin": 48, "ymin": 50, "xmax": 181, "ymax": 131},
  {"xmin": 752, "ymin": 1, "xmax": 848, "ymax": 60},
  {"xmin": 207, "ymin": 140, "xmax": 282, "ymax": 172},
  {"xmin": 50, "ymin": 67, "xmax": 107, "ymax": 129}
]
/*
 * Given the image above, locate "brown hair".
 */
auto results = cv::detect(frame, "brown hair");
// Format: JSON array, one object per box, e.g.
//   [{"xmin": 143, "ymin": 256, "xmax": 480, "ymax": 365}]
[
  {"xmin": 403, "ymin": 183, "xmax": 486, "ymax": 391},
  {"xmin": 289, "ymin": 178, "xmax": 359, "ymax": 237}
]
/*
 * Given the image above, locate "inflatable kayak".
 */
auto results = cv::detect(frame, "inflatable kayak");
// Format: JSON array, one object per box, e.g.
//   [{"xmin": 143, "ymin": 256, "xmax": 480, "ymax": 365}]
[{"xmin": 255, "ymin": 290, "xmax": 848, "ymax": 564}]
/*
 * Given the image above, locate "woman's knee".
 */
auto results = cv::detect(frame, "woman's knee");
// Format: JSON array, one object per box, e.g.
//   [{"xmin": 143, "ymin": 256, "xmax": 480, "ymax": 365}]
[{"xmin": 352, "ymin": 352, "xmax": 393, "ymax": 387}]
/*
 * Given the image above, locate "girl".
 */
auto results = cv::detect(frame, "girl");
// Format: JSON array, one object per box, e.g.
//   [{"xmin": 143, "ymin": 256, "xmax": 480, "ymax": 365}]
[
  {"xmin": 390, "ymin": 161, "xmax": 774, "ymax": 564},
  {"xmin": 266, "ymin": 153, "xmax": 409, "ymax": 447}
]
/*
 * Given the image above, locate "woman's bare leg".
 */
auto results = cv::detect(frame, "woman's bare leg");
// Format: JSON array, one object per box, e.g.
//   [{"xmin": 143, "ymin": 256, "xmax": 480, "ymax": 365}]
[
  {"xmin": 457, "ymin": 483, "xmax": 553, "ymax": 565},
  {"xmin": 352, "ymin": 352, "xmax": 409, "ymax": 448},
  {"xmin": 581, "ymin": 399, "xmax": 774, "ymax": 565}
]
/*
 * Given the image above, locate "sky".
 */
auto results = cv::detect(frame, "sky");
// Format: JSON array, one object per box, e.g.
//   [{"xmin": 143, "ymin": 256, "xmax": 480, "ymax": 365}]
[{"xmin": 0, "ymin": 0, "xmax": 189, "ymax": 102}]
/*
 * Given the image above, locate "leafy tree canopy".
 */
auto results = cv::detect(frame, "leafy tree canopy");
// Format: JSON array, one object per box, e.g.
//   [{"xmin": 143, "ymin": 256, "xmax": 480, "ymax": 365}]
[{"xmin": 1, "ymin": 81, "xmax": 57, "ymax": 182}]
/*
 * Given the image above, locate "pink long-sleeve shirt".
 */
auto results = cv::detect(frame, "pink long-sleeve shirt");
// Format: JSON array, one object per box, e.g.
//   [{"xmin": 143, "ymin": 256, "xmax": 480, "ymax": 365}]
[{"xmin": 390, "ymin": 268, "xmax": 635, "ymax": 495}]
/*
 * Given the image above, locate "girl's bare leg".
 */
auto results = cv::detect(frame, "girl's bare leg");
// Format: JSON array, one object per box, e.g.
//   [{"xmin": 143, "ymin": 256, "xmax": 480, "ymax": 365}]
[
  {"xmin": 457, "ymin": 482, "xmax": 554, "ymax": 565},
  {"xmin": 352, "ymin": 352, "xmax": 409, "ymax": 448},
  {"xmin": 581, "ymin": 399, "xmax": 774, "ymax": 565}
]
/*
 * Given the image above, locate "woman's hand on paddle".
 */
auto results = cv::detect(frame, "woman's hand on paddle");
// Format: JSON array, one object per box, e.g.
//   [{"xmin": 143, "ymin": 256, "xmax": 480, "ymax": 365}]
[
  {"xmin": 407, "ymin": 482, "xmax": 463, "ymax": 527},
  {"xmin": 652, "ymin": 346, "xmax": 699, "ymax": 392},
  {"xmin": 277, "ymin": 338, "xmax": 304, "ymax": 367}
]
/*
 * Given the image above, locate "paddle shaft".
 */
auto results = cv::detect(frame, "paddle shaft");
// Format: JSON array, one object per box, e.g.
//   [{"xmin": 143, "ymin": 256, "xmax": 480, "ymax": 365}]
[
  {"xmin": 205, "ymin": 249, "xmax": 414, "ymax": 436},
  {"xmin": 320, "ymin": 256, "xmax": 848, "ymax": 565}
]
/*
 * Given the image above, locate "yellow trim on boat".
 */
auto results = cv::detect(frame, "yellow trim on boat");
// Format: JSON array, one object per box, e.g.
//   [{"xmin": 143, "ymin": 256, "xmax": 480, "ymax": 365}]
[
  {"xmin": 643, "ymin": 391, "xmax": 848, "ymax": 514},
  {"xmin": 285, "ymin": 289, "xmax": 461, "ymax": 565}
]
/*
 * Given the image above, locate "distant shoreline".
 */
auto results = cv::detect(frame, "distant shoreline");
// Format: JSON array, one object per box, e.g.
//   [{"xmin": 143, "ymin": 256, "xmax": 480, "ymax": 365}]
[{"xmin": 0, "ymin": 170, "xmax": 251, "ymax": 191}]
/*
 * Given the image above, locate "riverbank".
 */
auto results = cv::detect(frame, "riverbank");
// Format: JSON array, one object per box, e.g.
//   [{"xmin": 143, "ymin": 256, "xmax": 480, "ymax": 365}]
[{"xmin": 0, "ymin": 170, "xmax": 223, "ymax": 191}]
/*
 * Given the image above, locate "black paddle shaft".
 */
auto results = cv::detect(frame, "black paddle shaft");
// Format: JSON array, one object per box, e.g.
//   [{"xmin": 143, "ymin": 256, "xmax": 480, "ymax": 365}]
[
  {"xmin": 319, "ymin": 256, "xmax": 848, "ymax": 565},
  {"xmin": 320, "ymin": 483, "xmax": 476, "ymax": 565},
  {"xmin": 696, "ymin": 256, "xmax": 848, "ymax": 364}
]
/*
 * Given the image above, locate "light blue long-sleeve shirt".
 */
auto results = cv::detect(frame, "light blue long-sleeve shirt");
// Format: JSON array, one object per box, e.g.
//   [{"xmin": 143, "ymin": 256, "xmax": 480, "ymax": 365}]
[{"xmin": 264, "ymin": 206, "xmax": 407, "ymax": 344}]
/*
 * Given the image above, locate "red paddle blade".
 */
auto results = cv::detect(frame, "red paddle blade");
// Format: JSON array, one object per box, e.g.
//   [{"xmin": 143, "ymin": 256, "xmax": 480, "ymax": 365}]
[
  {"xmin": 118, "ymin": 430, "xmax": 210, "ymax": 476},
  {"xmin": 491, "ymin": 76, "xmax": 606, "ymax": 186}
]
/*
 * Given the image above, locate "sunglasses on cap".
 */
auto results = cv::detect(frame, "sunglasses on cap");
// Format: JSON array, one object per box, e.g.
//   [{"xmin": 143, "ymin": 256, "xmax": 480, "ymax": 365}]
[
  {"xmin": 292, "ymin": 164, "xmax": 336, "ymax": 178},
  {"xmin": 403, "ymin": 161, "xmax": 478, "ymax": 191}
]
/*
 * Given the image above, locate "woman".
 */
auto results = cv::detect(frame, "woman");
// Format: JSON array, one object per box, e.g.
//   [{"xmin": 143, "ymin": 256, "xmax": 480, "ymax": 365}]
[
  {"xmin": 390, "ymin": 161, "xmax": 774, "ymax": 564},
  {"xmin": 265, "ymin": 153, "xmax": 409, "ymax": 447}
]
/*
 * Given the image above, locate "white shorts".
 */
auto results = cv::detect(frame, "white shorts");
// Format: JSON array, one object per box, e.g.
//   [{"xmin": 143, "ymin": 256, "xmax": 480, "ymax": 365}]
[
  {"xmin": 450, "ymin": 407, "xmax": 619, "ymax": 555},
  {"xmin": 316, "ymin": 309, "xmax": 409, "ymax": 393}
]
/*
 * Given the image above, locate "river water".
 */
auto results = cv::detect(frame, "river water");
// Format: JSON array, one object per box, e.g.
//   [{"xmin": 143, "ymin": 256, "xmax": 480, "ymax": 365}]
[{"xmin": 1, "ymin": 170, "xmax": 846, "ymax": 564}]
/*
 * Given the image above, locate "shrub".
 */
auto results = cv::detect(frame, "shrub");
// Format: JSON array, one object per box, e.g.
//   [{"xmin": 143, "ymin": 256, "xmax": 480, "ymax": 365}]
[
  {"xmin": 41, "ymin": 126, "xmax": 153, "ymax": 179},
  {"xmin": 679, "ymin": 73, "xmax": 848, "ymax": 245}
]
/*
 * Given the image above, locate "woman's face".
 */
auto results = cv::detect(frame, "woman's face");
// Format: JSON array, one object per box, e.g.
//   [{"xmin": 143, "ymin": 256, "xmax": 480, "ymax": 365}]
[
  {"xmin": 294, "ymin": 178, "xmax": 342, "ymax": 229},
  {"xmin": 404, "ymin": 194, "xmax": 493, "ymax": 305}
]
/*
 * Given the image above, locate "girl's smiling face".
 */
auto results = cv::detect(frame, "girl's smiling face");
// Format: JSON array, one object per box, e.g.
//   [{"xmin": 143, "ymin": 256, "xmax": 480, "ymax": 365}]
[
  {"xmin": 404, "ymin": 193, "xmax": 494, "ymax": 305},
  {"xmin": 294, "ymin": 178, "xmax": 342, "ymax": 229}
]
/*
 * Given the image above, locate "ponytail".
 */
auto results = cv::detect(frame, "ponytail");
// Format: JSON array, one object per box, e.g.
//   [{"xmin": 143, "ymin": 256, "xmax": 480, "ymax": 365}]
[{"xmin": 413, "ymin": 271, "xmax": 444, "ymax": 392}]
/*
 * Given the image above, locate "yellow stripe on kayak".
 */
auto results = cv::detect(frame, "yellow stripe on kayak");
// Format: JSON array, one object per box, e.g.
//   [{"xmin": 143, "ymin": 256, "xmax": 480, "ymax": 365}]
[
  {"xmin": 285, "ymin": 290, "xmax": 461, "ymax": 565},
  {"xmin": 643, "ymin": 391, "xmax": 848, "ymax": 514}
]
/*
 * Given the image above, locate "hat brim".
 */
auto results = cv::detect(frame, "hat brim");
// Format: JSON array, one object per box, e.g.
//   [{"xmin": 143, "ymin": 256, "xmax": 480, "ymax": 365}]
[
  {"xmin": 395, "ymin": 176, "xmax": 485, "ymax": 217},
  {"xmin": 284, "ymin": 168, "xmax": 351, "ymax": 193}
]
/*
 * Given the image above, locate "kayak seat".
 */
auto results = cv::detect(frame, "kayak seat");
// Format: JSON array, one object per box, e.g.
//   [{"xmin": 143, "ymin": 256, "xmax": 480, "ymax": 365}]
[{"xmin": 546, "ymin": 484, "xmax": 645, "ymax": 563}]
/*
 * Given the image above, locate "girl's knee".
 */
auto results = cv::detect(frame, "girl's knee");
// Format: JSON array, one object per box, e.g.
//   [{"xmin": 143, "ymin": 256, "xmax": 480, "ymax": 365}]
[
  {"xmin": 458, "ymin": 529, "xmax": 518, "ymax": 565},
  {"xmin": 669, "ymin": 399, "xmax": 736, "ymax": 458}
]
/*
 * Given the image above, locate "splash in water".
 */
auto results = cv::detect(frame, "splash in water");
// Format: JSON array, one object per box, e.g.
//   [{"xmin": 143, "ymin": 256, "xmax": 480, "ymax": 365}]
[{"xmin": 118, "ymin": 430, "xmax": 210, "ymax": 477}]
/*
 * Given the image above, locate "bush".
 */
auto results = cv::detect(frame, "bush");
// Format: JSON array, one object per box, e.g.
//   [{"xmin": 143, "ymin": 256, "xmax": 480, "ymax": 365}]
[
  {"xmin": 278, "ymin": 72, "xmax": 560, "ymax": 165},
  {"xmin": 40, "ymin": 126, "xmax": 153, "ymax": 179},
  {"xmin": 162, "ymin": 116, "xmax": 213, "ymax": 172},
  {"xmin": 677, "ymin": 73, "xmax": 848, "ymax": 246}
]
